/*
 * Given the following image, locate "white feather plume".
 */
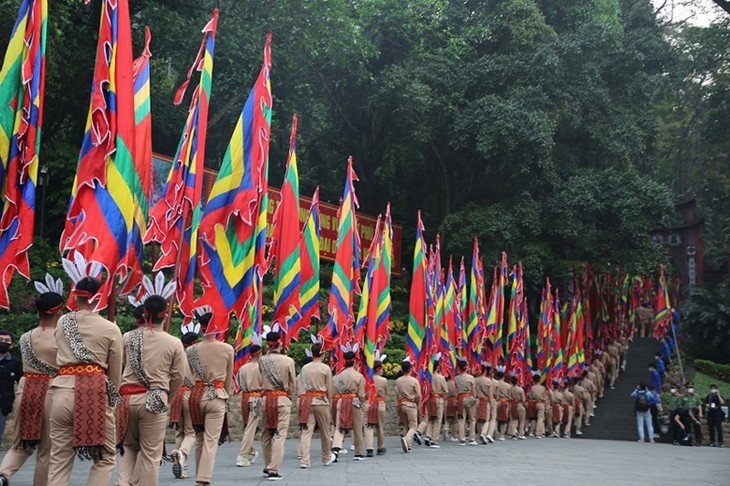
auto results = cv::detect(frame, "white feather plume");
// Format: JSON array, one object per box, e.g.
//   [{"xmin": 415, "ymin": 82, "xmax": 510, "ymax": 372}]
[
  {"xmin": 34, "ymin": 273, "xmax": 64, "ymax": 296},
  {"xmin": 127, "ymin": 295, "xmax": 143, "ymax": 308},
  {"xmin": 305, "ymin": 348, "xmax": 312, "ymax": 358},
  {"xmin": 180, "ymin": 322, "xmax": 201, "ymax": 335},
  {"xmin": 251, "ymin": 332, "xmax": 262, "ymax": 346}
]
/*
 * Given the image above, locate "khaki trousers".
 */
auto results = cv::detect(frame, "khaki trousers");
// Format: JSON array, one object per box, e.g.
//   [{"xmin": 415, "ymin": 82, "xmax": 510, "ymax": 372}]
[
  {"xmin": 298, "ymin": 404, "xmax": 333, "ymax": 465},
  {"xmin": 561, "ymin": 406, "xmax": 574, "ymax": 436},
  {"xmin": 117, "ymin": 395, "xmax": 168, "ymax": 486},
  {"xmin": 508, "ymin": 404, "xmax": 526, "ymax": 437},
  {"xmin": 0, "ymin": 386, "xmax": 52, "ymax": 486},
  {"xmin": 173, "ymin": 390, "xmax": 196, "ymax": 458},
  {"xmin": 533, "ymin": 403, "xmax": 546, "ymax": 436},
  {"xmin": 261, "ymin": 397, "xmax": 291, "ymax": 474},
  {"xmin": 238, "ymin": 399, "xmax": 260, "ymax": 457},
  {"xmin": 399, "ymin": 404, "xmax": 418, "ymax": 449},
  {"xmin": 574, "ymin": 402, "xmax": 584, "ymax": 433},
  {"xmin": 478, "ymin": 400, "xmax": 492, "ymax": 436},
  {"xmin": 457, "ymin": 403, "xmax": 476, "ymax": 442},
  {"xmin": 364, "ymin": 406, "xmax": 386, "ymax": 450},
  {"xmin": 488, "ymin": 399, "xmax": 497, "ymax": 437},
  {"xmin": 194, "ymin": 397, "xmax": 226, "ymax": 483},
  {"xmin": 417, "ymin": 398, "xmax": 444, "ymax": 443},
  {"xmin": 332, "ymin": 401, "xmax": 364, "ymax": 455},
  {"xmin": 48, "ymin": 387, "xmax": 116, "ymax": 486}
]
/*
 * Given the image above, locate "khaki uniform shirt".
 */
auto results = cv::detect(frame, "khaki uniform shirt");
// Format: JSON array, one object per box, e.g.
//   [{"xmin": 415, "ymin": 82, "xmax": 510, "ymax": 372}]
[
  {"xmin": 395, "ymin": 374, "xmax": 420, "ymax": 408},
  {"xmin": 259, "ymin": 352, "xmax": 296, "ymax": 397},
  {"xmin": 22, "ymin": 326, "xmax": 58, "ymax": 373},
  {"xmin": 333, "ymin": 367, "xmax": 366, "ymax": 404},
  {"xmin": 237, "ymin": 360, "xmax": 262, "ymax": 393},
  {"xmin": 446, "ymin": 379, "xmax": 457, "ymax": 398},
  {"xmin": 192, "ymin": 338, "xmax": 234, "ymax": 399},
  {"xmin": 432, "ymin": 372, "xmax": 448, "ymax": 396},
  {"xmin": 454, "ymin": 372, "xmax": 475, "ymax": 395},
  {"xmin": 496, "ymin": 380, "xmax": 511, "ymax": 400},
  {"xmin": 299, "ymin": 360, "xmax": 332, "ymax": 405},
  {"xmin": 120, "ymin": 324, "xmax": 186, "ymax": 404},
  {"xmin": 509, "ymin": 384, "xmax": 526, "ymax": 403},
  {"xmin": 51, "ymin": 310, "xmax": 123, "ymax": 389},
  {"xmin": 475, "ymin": 375, "xmax": 493, "ymax": 400},
  {"xmin": 529, "ymin": 383, "xmax": 548, "ymax": 402},
  {"xmin": 373, "ymin": 374, "xmax": 388, "ymax": 411}
]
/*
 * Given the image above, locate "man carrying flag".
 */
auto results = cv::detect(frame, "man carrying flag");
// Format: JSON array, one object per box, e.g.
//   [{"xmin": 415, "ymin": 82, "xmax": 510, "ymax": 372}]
[
  {"xmin": 453, "ymin": 357, "xmax": 477, "ymax": 446},
  {"xmin": 331, "ymin": 343, "xmax": 366, "ymax": 461},
  {"xmin": 416, "ymin": 354, "xmax": 448, "ymax": 449},
  {"xmin": 364, "ymin": 351, "xmax": 388, "ymax": 456},
  {"xmin": 235, "ymin": 334, "xmax": 263, "ymax": 468},
  {"xmin": 395, "ymin": 358, "xmax": 421, "ymax": 453}
]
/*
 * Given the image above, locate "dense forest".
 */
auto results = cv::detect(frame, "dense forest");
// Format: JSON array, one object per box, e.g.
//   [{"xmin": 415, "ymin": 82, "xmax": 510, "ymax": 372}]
[{"xmin": 0, "ymin": 0, "xmax": 728, "ymax": 297}]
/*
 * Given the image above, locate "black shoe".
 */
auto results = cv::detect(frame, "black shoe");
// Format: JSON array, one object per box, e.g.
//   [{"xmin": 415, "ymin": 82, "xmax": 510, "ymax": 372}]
[
  {"xmin": 0, "ymin": 474, "xmax": 8, "ymax": 486},
  {"xmin": 333, "ymin": 450, "xmax": 339, "ymax": 463},
  {"xmin": 267, "ymin": 472, "xmax": 283, "ymax": 481},
  {"xmin": 424, "ymin": 436, "xmax": 432, "ymax": 447},
  {"xmin": 414, "ymin": 431, "xmax": 422, "ymax": 445},
  {"xmin": 377, "ymin": 448, "xmax": 386, "ymax": 455},
  {"xmin": 366, "ymin": 449, "xmax": 374, "ymax": 457},
  {"xmin": 263, "ymin": 468, "xmax": 270, "ymax": 476}
]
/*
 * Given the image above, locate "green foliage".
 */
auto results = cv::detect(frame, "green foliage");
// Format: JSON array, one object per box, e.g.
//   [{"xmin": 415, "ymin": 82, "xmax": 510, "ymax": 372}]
[
  {"xmin": 679, "ymin": 285, "xmax": 730, "ymax": 364},
  {"xmin": 694, "ymin": 360, "xmax": 730, "ymax": 383}
]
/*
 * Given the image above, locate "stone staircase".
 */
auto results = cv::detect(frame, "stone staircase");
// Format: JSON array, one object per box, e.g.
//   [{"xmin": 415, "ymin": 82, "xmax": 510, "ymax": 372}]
[{"xmin": 580, "ymin": 337, "xmax": 659, "ymax": 441}]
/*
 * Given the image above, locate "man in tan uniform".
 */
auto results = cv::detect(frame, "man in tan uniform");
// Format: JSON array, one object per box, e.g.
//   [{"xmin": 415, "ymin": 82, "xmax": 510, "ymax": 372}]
[
  {"xmin": 395, "ymin": 358, "xmax": 421, "ymax": 452},
  {"xmin": 117, "ymin": 295, "xmax": 186, "ymax": 486},
  {"xmin": 0, "ymin": 282, "xmax": 63, "ymax": 486},
  {"xmin": 259, "ymin": 331, "xmax": 296, "ymax": 480},
  {"xmin": 475, "ymin": 363, "xmax": 494, "ymax": 445},
  {"xmin": 236, "ymin": 339, "xmax": 263, "ymax": 468},
  {"xmin": 417, "ymin": 356, "xmax": 448, "ymax": 448},
  {"xmin": 495, "ymin": 368, "xmax": 511, "ymax": 440},
  {"xmin": 527, "ymin": 373, "xmax": 548, "ymax": 438},
  {"xmin": 571, "ymin": 377, "xmax": 586, "ymax": 437},
  {"xmin": 297, "ymin": 340, "xmax": 336, "ymax": 468},
  {"xmin": 332, "ymin": 344, "xmax": 366, "ymax": 460},
  {"xmin": 507, "ymin": 374, "xmax": 526, "ymax": 439},
  {"xmin": 48, "ymin": 276, "xmax": 124, "ymax": 486},
  {"xmin": 187, "ymin": 312, "xmax": 234, "ymax": 486},
  {"xmin": 365, "ymin": 355, "xmax": 388, "ymax": 456},
  {"xmin": 443, "ymin": 375, "xmax": 458, "ymax": 441},
  {"xmin": 170, "ymin": 332, "xmax": 199, "ymax": 479},
  {"xmin": 561, "ymin": 379, "xmax": 575, "ymax": 438},
  {"xmin": 454, "ymin": 358, "xmax": 477, "ymax": 446}
]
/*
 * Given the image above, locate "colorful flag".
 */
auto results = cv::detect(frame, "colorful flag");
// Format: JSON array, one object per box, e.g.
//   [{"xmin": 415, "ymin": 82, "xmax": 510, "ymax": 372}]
[
  {"xmin": 653, "ymin": 264, "xmax": 672, "ymax": 339},
  {"xmin": 405, "ymin": 211, "xmax": 427, "ymax": 363},
  {"xmin": 120, "ymin": 26, "xmax": 153, "ymax": 295},
  {"xmin": 0, "ymin": 0, "xmax": 47, "ymax": 308},
  {"xmin": 548, "ymin": 290, "xmax": 564, "ymax": 386},
  {"xmin": 506, "ymin": 263, "xmax": 525, "ymax": 378},
  {"xmin": 145, "ymin": 10, "xmax": 219, "ymax": 320},
  {"xmin": 485, "ymin": 251, "xmax": 508, "ymax": 365},
  {"xmin": 441, "ymin": 257, "xmax": 458, "ymax": 377},
  {"xmin": 60, "ymin": 0, "xmax": 137, "ymax": 309},
  {"xmin": 290, "ymin": 187, "xmax": 321, "ymax": 340},
  {"xmin": 536, "ymin": 278, "xmax": 553, "ymax": 382},
  {"xmin": 269, "ymin": 115, "xmax": 301, "ymax": 345},
  {"xmin": 456, "ymin": 256, "xmax": 467, "ymax": 353},
  {"xmin": 466, "ymin": 237, "xmax": 486, "ymax": 368},
  {"xmin": 197, "ymin": 33, "xmax": 272, "ymax": 334},
  {"xmin": 319, "ymin": 157, "xmax": 361, "ymax": 348}
]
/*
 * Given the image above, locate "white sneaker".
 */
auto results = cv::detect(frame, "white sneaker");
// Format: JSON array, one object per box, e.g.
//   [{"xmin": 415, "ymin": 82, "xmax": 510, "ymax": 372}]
[
  {"xmin": 300, "ymin": 463, "xmax": 309, "ymax": 469},
  {"xmin": 353, "ymin": 455, "xmax": 367, "ymax": 461},
  {"xmin": 449, "ymin": 436, "xmax": 459, "ymax": 442},
  {"xmin": 575, "ymin": 431, "xmax": 583, "ymax": 436},
  {"xmin": 518, "ymin": 436, "xmax": 526, "ymax": 440},
  {"xmin": 479, "ymin": 434, "xmax": 488, "ymax": 445},
  {"xmin": 339, "ymin": 448, "xmax": 348, "ymax": 454},
  {"xmin": 171, "ymin": 450, "xmax": 183, "ymax": 478},
  {"xmin": 401, "ymin": 437, "xmax": 410, "ymax": 453},
  {"xmin": 563, "ymin": 434, "xmax": 571, "ymax": 439},
  {"xmin": 249, "ymin": 449, "xmax": 259, "ymax": 464},
  {"xmin": 486, "ymin": 434, "xmax": 495, "ymax": 443},
  {"xmin": 236, "ymin": 454, "xmax": 251, "ymax": 467},
  {"xmin": 468, "ymin": 440, "xmax": 479, "ymax": 446},
  {"xmin": 325, "ymin": 452, "xmax": 337, "ymax": 466},
  {"xmin": 350, "ymin": 444, "xmax": 356, "ymax": 451},
  {"xmin": 429, "ymin": 444, "xmax": 441, "ymax": 449},
  {"xmin": 498, "ymin": 437, "xmax": 505, "ymax": 441}
]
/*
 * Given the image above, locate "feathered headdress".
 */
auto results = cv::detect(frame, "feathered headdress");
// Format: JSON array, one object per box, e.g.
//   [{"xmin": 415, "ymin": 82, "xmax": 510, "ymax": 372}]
[
  {"xmin": 339, "ymin": 341, "xmax": 359, "ymax": 359},
  {"xmin": 374, "ymin": 349, "xmax": 387, "ymax": 363},
  {"xmin": 34, "ymin": 274, "xmax": 63, "ymax": 296},
  {"xmin": 61, "ymin": 251, "xmax": 103, "ymax": 285},
  {"xmin": 127, "ymin": 272, "xmax": 176, "ymax": 308}
]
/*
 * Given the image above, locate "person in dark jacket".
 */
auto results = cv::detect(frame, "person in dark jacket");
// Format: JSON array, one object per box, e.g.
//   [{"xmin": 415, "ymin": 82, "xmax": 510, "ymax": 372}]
[{"xmin": 0, "ymin": 329, "xmax": 22, "ymax": 443}]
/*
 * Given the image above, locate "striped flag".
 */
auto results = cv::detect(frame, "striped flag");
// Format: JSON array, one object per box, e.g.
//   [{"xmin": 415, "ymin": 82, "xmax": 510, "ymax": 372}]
[
  {"xmin": 536, "ymin": 278, "xmax": 553, "ymax": 383},
  {"xmin": 197, "ymin": 33, "xmax": 272, "ymax": 335},
  {"xmin": 288, "ymin": 187, "xmax": 321, "ymax": 341},
  {"xmin": 0, "ymin": 0, "xmax": 47, "ymax": 308},
  {"xmin": 405, "ymin": 211, "xmax": 427, "ymax": 363},
  {"xmin": 145, "ymin": 10, "xmax": 219, "ymax": 320},
  {"xmin": 456, "ymin": 256, "xmax": 467, "ymax": 354},
  {"xmin": 441, "ymin": 257, "xmax": 458, "ymax": 377},
  {"xmin": 485, "ymin": 251, "xmax": 508, "ymax": 365},
  {"xmin": 466, "ymin": 237, "xmax": 486, "ymax": 368},
  {"xmin": 60, "ymin": 0, "xmax": 137, "ymax": 309},
  {"xmin": 120, "ymin": 26, "xmax": 153, "ymax": 295},
  {"xmin": 653, "ymin": 264, "xmax": 672, "ymax": 339},
  {"xmin": 506, "ymin": 263, "xmax": 525, "ymax": 377},
  {"xmin": 318, "ymin": 157, "xmax": 361, "ymax": 348},
  {"xmin": 269, "ymin": 115, "xmax": 301, "ymax": 345},
  {"xmin": 548, "ymin": 290, "xmax": 564, "ymax": 386}
]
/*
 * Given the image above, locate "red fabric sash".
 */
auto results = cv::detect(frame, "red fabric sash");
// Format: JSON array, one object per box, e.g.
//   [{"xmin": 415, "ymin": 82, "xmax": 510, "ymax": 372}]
[
  {"xmin": 510, "ymin": 400, "xmax": 520, "ymax": 419},
  {"xmin": 115, "ymin": 395, "xmax": 130, "ymax": 453},
  {"xmin": 456, "ymin": 393, "xmax": 471, "ymax": 418},
  {"xmin": 336, "ymin": 394, "xmax": 356, "ymax": 431},
  {"xmin": 367, "ymin": 396, "xmax": 384, "ymax": 426},
  {"xmin": 428, "ymin": 396, "xmax": 439, "ymax": 419},
  {"xmin": 526, "ymin": 400, "xmax": 538, "ymax": 419},
  {"xmin": 72, "ymin": 371, "xmax": 108, "ymax": 459},
  {"xmin": 562, "ymin": 404, "xmax": 571, "ymax": 424},
  {"xmin": 446, "ymin": 398, "xmax": 456, "ymax": 418},
  {"xmin": 477, "ymin": 397, "xmax": 490, "ymax": 422},
  {"xmin": 552, "ymin": 404, "xmax": 562, "ymax": 424},
  {"xmin": 240, "ymin": 391, "xmax": 261, "ymax": 426},
  {"xmin": 18, "ymin": 373, "xmax": 51, "ymax": 448},
  {"xmin": 168, "ymin": 387, "xmax": 188, "ymax": 428},
  {"xmin": 264, "ymin": 390, "xmax": 288, "ymax": 431},
  {"xmin": 298, "ymin": 391, "xmax": 326, "ymax": 429},
  {"xmin": 497, "ymin": 399, "xmax": 510, "ymax": 422},
  {"xmin": 190, "ymin": 380, "xmax": 225, "ymax": 432}
]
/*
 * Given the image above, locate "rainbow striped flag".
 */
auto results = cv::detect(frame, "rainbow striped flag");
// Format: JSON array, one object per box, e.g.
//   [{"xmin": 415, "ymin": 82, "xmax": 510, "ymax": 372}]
[
  {"xmin": 547, "ymin": 290, "xmax": 564, "ymax": 386},
  {"xmin": 466, "ymin": 237, "xmax": 486, "ymax": 368},
  {"xmin": 60, "ymin": 0, "xmax": 137, "ymax": 309},
  {"xmin": 319, "ymin": 157, "xmax": 361, "ymax": 348},
  {"xmin": 120, "ymin": 26, "xmax": 153, "ymax": 295},
  {"xmin": 653, "ymin": 264, "xmax": 672, "ymax": 339},
  {"xmin": 405, "ymin": 211, "xmax": 427, "ymax": 363},
  {"xmin": 441, "ymin": 257, "xmax": 458, "ymax": 377},
  {"xmin": 536, "ymin": 278, "xmax": 553, "ymax": 382},
  {"xmin": 456, "ymin": 256, "xmax": 467, "ymax": 354},
  {"xmin": 197, "ymin": 33, "xmax": 272, "ymax": 335},
  {"xmin": 234, "ymin": 284, "xmax": 261, "ymax": 375},
  {"xmin": 375, "ymin": 204, "xmax": 393, "ymax": 345},
  {"xmin": 506, "ymin": 263, "xmax": 525, "ymax": 378},
  {"xmin": 292, "ymin": 187, "xmax": 321, "ymax": 335},
  {"xmin": 0, "ymin": 0, "xmax": 46, "ymax": 308},
  {"xmin": 269, "ymin": 115, "xmax": 301, "ymax": 345},
  {"xmin": 145, "ymin": 10, "xmax": 218, "ymax": 320}
]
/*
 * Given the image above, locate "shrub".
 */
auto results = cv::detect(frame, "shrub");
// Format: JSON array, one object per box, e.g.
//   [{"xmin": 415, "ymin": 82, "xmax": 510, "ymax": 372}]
[
  {"xmin": 679, "ymin": 285, "xmax": 730, "ymax": 364},
  {"xmin": 694, "ymin": 359, "xmax": 730, "ymax": 383}
]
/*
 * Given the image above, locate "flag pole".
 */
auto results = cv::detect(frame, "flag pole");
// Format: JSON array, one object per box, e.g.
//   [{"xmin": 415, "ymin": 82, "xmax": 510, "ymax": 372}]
[{"xmin": 165, "ymin": 213, "xmax": 189, "ymax": 333}]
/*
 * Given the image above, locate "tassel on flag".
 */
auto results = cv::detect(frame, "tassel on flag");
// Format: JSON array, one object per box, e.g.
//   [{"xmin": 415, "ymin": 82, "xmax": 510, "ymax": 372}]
[
  {"xmin": 319, "ymin": 157, "xmax": 361, "ymax": 348},
  {"xmin": 269, "ymin": 115, "xmax": 302, "ymax": 346},
  {"xmin": 196, "ymin": 33, "xmax": 272, "ymax": 334},
  {"xmin": 0, "ymin": 0, "xmax": 47, "ymax": 308},
  {"xmin": 60, "ymin": 0, "xmax": 136, "ymax": 310},
  {"xmin": 145, "ymin": 10, "xmax": 219, "ymax": 320}
]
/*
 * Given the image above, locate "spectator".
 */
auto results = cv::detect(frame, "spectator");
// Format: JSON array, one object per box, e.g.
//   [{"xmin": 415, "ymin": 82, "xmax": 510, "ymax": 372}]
[
  {"xmin": 681, "ymin": 382, "xmax": 704, "ymax": 446},
  {"xmin": 648, "ymin": 363, "xmax": 662, "ymax": 393},
  {"xmin": 631, "ymin": 382, "xmax": 655, "ymax": 443},
  {"xmin": 704, "ymin": 384, "xmax": 725, "ymax": 447},
  {"xmin": 660, "ymin": 336, "xmax": 673, "ymax": 366},
  {"xmin": 673, "ymin": 407, "xmax": 701, "ymax": 446},
  {"xmin": 647, "ymin": 385, "xmax": 662, "ymax": 439},
  {"xmin": 0, "ymin": 330, "xmax": 22, "ymax": 443},
  {"xmin": 653, "ymin": 352, "xmax": 666, "ymax": 379},
  {"xmin": 667, "ymin": 385, "xmax": 682, "ymax": 439}
]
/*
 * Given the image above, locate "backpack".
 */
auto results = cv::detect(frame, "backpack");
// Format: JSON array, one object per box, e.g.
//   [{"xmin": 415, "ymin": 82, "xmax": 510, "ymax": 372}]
[{"xmin": 635, "ymin": 391, "xmax": 649, "ymax": 412}]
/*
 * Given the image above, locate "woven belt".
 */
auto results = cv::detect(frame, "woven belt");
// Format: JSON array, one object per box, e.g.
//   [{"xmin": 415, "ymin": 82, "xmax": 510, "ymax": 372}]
[
  {"xmin": 431, "ymin": 393, "xmax": 444, "ymax": 398},
  {"xmin": 120, "ymin": 384, "xmax": 147, "ymax": 396},
  {"xmin": 304, "ymin": 390, "xmax": 327, "ymax": 398},
  {"xmin": 458, "ymin": 392, "xmax": 473, "ymax": 397},
  {"xmin": 334, "ymin": 393, "xmax": 357, "ymax": 399},
  {"xmin": 58, "ymin": 364, "xmax": 104, "ymax": 375},
  {"xmin": 263, "ymin": 390, "xmax": 288, "ymax": 397},
  {"xmin": 195, "ymin": 380, "xmax": 225, "ymax": 389},
  {"xmin": 371, "ymin": 396, "xmax": 385, "ymax": 402},
  {"xmin": 24, "ymin": 372, "xmax": 54, "ymax": 379},
  {"xmin": 242, "ymin": 390, "xmax": 263, "ymax": 397},
  {"xmin": 398, "ymin": 398, "xmax": 416, "ymax": 405}
]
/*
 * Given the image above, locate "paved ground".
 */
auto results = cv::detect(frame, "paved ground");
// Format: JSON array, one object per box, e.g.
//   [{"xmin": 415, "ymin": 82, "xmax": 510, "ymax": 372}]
[{"xmin": 3, "ymin": 436, "xmax": 728, "ymax": 485}]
